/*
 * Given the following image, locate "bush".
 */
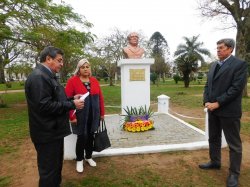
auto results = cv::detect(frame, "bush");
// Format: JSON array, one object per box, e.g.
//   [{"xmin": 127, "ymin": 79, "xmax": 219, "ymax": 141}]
[
  {"xmin": 173, "ymin": 75, "xmax": 181, "ymax": 84},
  {"xmin": 104, "ymin": 77, "xmax": 108, "ymax": 82},
  {"xmin": 150, "ymin": 73, "xmax": 157, "ymax": 84},
  {"xmin": 19, "ymin": 81, "xmax": 25, "ymax": 86},
  {"xmin": 5, "ymin": 82, "xmax": 12, "ymax": 88}
]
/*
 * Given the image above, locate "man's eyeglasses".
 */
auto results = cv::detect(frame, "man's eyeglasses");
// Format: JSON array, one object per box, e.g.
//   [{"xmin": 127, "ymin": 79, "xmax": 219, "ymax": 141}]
[{"xmin": 55, "ymin": 58, "xmax": 63, "ymax": 64}]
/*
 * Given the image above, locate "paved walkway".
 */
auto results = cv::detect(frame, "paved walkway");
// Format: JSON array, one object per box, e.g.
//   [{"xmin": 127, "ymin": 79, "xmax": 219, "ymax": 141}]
[
  {"xmin": 0, "ymin": 89, "xmax": 24, "ymax": 93},
  {"xmin": 64, "ymin": 113, "xmax": 209, "ymax": 159},
  {"xmin": 106, "ymin": 113, "xmax": 205, "ymax": 148}
]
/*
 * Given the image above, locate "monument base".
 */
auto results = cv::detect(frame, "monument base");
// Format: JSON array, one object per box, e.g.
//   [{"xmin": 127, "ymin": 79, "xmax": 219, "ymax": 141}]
[{"xmin": 118, "ymin": 58, "xmax": 154, "ymax": 114}]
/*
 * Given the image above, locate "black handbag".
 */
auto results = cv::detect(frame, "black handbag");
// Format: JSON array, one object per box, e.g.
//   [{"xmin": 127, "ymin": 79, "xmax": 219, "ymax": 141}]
[{"xmin": 93, "ymin": 120, "xmax": 111, "ymax": 152}]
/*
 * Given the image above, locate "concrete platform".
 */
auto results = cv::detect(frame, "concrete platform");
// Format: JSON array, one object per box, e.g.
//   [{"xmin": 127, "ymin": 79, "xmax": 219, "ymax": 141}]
[{"xmin": 64, "ymin": 112, "xmax": 209, "ymax": 159}]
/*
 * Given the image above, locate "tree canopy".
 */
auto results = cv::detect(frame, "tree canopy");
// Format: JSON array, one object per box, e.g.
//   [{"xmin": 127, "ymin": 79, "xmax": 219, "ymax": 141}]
[
  {"xmin": 198, "ymin": 0, "xmax": 249, "ymax": 95},
  {"xmin": 149, "ymin": 31, "xmax": 170, "ymax": 82},
  {"xmin": 0, "ymin": 0, "xmax": 94, "ymax": 83}
]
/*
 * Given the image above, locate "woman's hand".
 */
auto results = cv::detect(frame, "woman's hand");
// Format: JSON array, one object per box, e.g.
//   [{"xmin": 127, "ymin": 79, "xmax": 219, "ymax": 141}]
[
  {"xmin": 70, "ymin": 118, "xmax": 77, "ymax": 125},
  {"xmin": 100, "ymin": 116, "xmax": 104, "ymax": 120},
  {"xmin": 74, "ymin": 94, "xmax": 82, "ymax": 99},
  {"xmin": 70, "ymin": 119, "xmax": 77, "ymax": 123}
]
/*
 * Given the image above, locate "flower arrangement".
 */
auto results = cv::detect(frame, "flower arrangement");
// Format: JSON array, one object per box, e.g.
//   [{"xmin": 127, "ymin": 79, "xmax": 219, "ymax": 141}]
[{"xmin": 122, "ymin": 105, "xmax": 154, "ymax": 132}]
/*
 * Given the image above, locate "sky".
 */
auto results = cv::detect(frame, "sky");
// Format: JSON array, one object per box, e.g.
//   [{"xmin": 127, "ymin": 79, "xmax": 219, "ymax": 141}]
[{"xmin": 58, "ymin": 0, "xmax": 236, "ymax": 60}]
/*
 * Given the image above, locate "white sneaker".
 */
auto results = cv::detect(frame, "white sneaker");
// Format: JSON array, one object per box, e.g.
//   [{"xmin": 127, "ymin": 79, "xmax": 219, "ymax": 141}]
[
  {"xmin": 76, "ymin": 160, "xmax": 84, "ymax": 173},
  {"xmin": 86, "ymin": 158, "xmax": 97, "ymax": 167}
]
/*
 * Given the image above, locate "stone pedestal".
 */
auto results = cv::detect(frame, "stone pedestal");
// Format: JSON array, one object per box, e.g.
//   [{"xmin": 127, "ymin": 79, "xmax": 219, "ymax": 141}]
[{"xmin": 118, "ymin": 59, "xmax": 154, "ymax": 114}]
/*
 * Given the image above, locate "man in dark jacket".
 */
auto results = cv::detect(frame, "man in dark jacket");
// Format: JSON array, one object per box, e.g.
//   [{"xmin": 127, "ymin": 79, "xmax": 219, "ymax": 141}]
[
  {"xmin": 25, "ymin": 46, "xmax": 84, "ymax": 187},
  {"xmin": 199, "ymin": 39, "xmax": 248, "ymax": 187}
]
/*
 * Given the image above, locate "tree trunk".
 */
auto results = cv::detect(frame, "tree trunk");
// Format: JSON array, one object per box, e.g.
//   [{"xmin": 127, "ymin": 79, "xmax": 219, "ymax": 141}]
[
  {"xmin": 0, "ymin": 57, "xmax": 6, "ymax": 83},
  {"xmin": 162, "ymin": 73, "xmax": 165, "ymax": 83},
  {"xmin": 236, "ymin": 28, "xmax": 248, "ymax": 97},
  {"xmin": 109, "ymin": 76, "xmax": 113, "ymax": 86},
  {"xmin": 183, "ymin": 72, "xmax": 190, "ymax": 88},
  {"xmin": 0, "ymin": 69, "xmax": 5, "ymax": 83}
]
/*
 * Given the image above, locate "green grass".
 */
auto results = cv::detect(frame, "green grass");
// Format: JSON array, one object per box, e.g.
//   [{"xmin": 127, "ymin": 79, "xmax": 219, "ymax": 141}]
[
  {"xmin": 0, "ymin": 92, "xmax": 28, "ymax": 155},
  {"xmin": 0, "ymin": 92, "xmax": 26, "ymax": 105},
  {"xmin": 0, "ymin": 176, "xmax": 11, "ymax": 187},
  {"xmin": 0, "ymin": 81, "xmax": 25, "ymax": 91},
  {"xmin": 242, "ymin": 96, "xmax": 250, "ymax": 112},
  {"xmin": 102, "ymin": 85, "xmax": 121, "ymax": 114},
  {"xmin": 150, "ymin": 84, "xmax": 204, "ymax": 108},
  {"xmin": 62, "ymin": 153, "xmax": 227, "ymax": 187},
  {"xmin": 0, "ymin": 106, "xmax": 29, "ymax": 155},
  {"xmin": 102, "ymin": 83, "xmax": 205, "ymax": 114},
  {"xmin": 63, "ymin": 166, "xmax": 166, "ymax": 187},
  {"xmin": 241, "ymin": 121, "xmax": 250, "ymax": 136}
]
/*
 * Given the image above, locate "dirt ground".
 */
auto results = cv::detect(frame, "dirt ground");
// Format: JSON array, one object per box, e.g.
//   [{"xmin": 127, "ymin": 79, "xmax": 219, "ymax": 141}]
[{"xmin": 0, "ymin": 106, "xmax": 249, "ymax": 187}]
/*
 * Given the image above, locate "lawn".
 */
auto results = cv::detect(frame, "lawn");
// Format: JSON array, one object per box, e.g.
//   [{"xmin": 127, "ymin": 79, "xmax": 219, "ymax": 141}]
[{"xmin": 0, "ymin": 79, "xmax": 249, "ymax": 187}]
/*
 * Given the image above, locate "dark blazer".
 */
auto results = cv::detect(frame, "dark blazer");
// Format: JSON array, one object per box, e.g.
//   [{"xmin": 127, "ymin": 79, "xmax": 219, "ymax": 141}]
[
  {"xmin": 203, "ymin": 55, "xmax": 248, "ymax": 118},
  {"xmin": 65, "ymin": 76, "xmax": 105, "ymax": 135},
  {"xmin": 25, "ymin": 64, "xmax": 74, "ymax": 143}
]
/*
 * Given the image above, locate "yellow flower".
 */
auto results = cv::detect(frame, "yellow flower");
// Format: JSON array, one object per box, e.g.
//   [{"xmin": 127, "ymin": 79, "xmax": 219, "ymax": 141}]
[{"xmin": 123, "ymin": 118, "xmax": 154, "ymax": 132}]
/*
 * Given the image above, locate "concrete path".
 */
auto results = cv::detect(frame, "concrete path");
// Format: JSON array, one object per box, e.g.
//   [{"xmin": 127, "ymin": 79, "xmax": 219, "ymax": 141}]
[{"xmin": 0, "ymin": 89, "xmax": 24, "ymax": 94}]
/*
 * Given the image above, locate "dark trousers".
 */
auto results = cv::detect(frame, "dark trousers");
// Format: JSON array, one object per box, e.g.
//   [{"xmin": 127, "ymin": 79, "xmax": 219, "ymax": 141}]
[
  {"xmin": 34, "ymin": 139, "xmax": 64, "ymax": 187},
  {"xmin": 76, "ymin": 133, "xmax": 94, "ymax": 161},
  {"xmin": 208, "ymin": 113, "xmax": 242, "ymax": 175}
]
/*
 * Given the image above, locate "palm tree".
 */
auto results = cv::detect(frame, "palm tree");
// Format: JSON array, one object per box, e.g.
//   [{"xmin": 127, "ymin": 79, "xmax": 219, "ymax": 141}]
[{"xmin": 174, "ymin": 35, "xmax": 210, "ymax": 87}]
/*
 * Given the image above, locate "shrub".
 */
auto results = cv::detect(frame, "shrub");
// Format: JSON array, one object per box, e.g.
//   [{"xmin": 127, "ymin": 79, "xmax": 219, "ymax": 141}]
[
  {"xmin": 104, "ymin": 77, "xmax": 108, "ymax": 82},
  {"xmin": 150, "ymin": 73, "xmax": 157, "ymax": 84},
  {"xmin": 19, "ymin": 81, "xmax": 25, "ymax": 86},
  {"xmin": 173, "ymin": 75, "xmax": 181, "ymax": 84},
  {"xmin": 5, "ymin": 82, "xmax": 12, "ymax": 88}
]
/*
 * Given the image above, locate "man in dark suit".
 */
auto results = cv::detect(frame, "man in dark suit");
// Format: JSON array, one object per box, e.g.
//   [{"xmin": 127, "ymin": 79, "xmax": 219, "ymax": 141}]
[
  {"xmin": 25, "ymin": 46, "xmax": 84, "ymax": 187},
  {"xmin": 199, "ymin": 39, "xmax": 248, "ymax": 187}
]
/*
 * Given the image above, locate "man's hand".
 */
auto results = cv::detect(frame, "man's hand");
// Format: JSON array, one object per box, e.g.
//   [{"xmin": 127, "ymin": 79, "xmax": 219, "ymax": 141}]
[
  {"xmin": 74, "ymin": 99, "xmax": 84, "ymax": 110},
  {"xmin": 205, "ymin": 102, "xmax": 220, "ymax": 111}
]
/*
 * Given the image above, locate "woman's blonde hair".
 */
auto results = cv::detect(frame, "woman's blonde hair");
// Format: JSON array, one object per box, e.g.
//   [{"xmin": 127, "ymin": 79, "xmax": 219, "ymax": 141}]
[{"xmin": 73, "ymin": 58, "xmax": 91, "ymax": 76}]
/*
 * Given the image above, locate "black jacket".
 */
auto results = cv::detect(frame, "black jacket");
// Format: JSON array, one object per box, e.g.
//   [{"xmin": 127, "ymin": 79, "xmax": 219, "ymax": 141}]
[
  {"xmin": 204, "ymin": 55, "xmax": 248, "ymax": 118},
  {"xmin": 25, "ymin": 64, "xmax": 74, "ymax": 143}
]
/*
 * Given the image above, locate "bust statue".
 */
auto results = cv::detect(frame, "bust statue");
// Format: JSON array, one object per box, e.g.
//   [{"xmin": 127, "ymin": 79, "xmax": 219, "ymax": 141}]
[{"xmin": 123, "ymin": 32, "xmax": 144, "ymax": 59}]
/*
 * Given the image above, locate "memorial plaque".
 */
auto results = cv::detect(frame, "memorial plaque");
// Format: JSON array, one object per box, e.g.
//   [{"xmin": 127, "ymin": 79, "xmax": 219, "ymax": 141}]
[{"xmin": 129, "ymin": 69, "xmax": 145, "ymax": 81}]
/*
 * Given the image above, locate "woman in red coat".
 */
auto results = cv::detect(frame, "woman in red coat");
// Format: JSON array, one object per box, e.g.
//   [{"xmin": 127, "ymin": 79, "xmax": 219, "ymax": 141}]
[{"xmin": 65, "ymin": 59, "xmax": 105, "ymax": 173}]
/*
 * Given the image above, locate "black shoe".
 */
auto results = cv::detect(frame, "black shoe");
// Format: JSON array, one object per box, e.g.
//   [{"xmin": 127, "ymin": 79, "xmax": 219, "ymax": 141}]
[
  {"xmin": 198, "ymin": 162, "xmax": 221, "ymax": 170},
  {"xmin": 227, "ymin": 174, "xmax": 238, "ymax": 187}
]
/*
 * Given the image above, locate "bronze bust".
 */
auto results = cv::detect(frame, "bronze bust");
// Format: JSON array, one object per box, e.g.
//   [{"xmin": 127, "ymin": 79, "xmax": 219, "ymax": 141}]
[{"xmin": 123, "ymin": 32, "xmax": 144, "ymax": 59}]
